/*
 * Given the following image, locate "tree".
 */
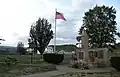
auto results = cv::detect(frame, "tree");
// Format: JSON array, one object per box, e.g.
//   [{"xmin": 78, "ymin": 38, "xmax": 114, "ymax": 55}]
[
  {"xmin": 0, "ymin": 38, "xmax": 5, "ymax": 44},
  {"xmin": 29, "ymin": 18, "xmax": 53, "ymax": 55},
  {"xmin": 77, "ymin": 5, "xmax": 119, "ymax": 48},
  {"xmin": 17, "ymin": 42, "xmax": 26, "ymax": 55}
]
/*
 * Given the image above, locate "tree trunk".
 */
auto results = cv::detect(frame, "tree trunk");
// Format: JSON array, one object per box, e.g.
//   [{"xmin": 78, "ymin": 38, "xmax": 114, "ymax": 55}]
[
  {"xmin": 30, "ymin": 54, "xmax": 33, "ymax": 64},
  {"xmin": 40, "ymin": 53, "xmax": 43, "ymax": 61}
]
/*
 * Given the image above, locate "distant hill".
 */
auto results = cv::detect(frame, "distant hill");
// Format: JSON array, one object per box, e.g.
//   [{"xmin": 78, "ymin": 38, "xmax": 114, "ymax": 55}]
[
  {"xmin": 0, "ymin": 46, "xmax": 17, "ymax": 54},
  {"xmin": 0, "ymin": 44, "xmax": 77, "ymax": 54},
  {"xmin": 49, "ymin": 44, "xmax": 77, "ymax": 52}
]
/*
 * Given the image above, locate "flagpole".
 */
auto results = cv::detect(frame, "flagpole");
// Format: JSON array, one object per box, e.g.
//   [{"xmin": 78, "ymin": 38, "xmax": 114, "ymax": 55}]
[{"xmin": 54, "ymin": 9, "xmax": 57, "ymax": 53}]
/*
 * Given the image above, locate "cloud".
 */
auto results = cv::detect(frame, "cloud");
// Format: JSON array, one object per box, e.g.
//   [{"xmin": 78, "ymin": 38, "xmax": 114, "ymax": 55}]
[
  {"xmin": 12, "ymin": 32, "xmax": 19, "ymax": 37},
  {"xmin": 72, "ymin": 0, "xmax": 95, "ymax": 11},
  {"xmin": 50, "ymin": 37, "xmax": 76, "ymax": 45},
  {"xmin": 16, "ymin": 36, "xmax": 29, "ymax": 45},
  {"xmin": 49, "ymin": 0, "xmax": 98, "ymax": 45},
  {"xmin": 50, "ymin": 0, "xmax": 120, "ymax": 45},
  {"xmin": 0, "ymin": 0, "xmax": 120, "ymax": 47}
]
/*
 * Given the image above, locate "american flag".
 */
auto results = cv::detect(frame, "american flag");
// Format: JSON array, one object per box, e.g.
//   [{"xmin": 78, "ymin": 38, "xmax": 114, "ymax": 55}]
[{"xmin": 55, "ymin": 12, "xmax": 66, "ymax": 21}]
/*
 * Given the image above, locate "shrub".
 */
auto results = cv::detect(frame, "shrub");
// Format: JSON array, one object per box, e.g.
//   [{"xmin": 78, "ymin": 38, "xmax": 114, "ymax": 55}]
[
  {"xmin": 110, "ymin": 57, "xmax": 120, "ymax": 71},
  {"xmin": 69, "ymin": 60, "xmax": 89, "ymax": 69},
  {"xmin": 43, "ymin": 53, "xmax": 64, "ymax": 64},
  {"xmin": 4, "ymin": 56, "xmax": 18, "ymax": 66}
]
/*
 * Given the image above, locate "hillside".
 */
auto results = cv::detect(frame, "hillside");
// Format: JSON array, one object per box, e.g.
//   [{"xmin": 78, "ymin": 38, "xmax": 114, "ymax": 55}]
[
  {"xmin": 0, "ymin": 44, "xmax": 77, "ymax": 54},
  {"xmin": 0, "ymin": 46, "xmax": 17, "ymax": 54},
  {"xmin": 49, "ymin": 44, "xmax": 77, "ymax": 52}
]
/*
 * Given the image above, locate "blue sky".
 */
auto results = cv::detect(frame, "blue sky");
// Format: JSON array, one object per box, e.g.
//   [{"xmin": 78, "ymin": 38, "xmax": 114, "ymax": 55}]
[{"xmin": 0, "ymin": 0, "xmax": 120, "ymax": 47}]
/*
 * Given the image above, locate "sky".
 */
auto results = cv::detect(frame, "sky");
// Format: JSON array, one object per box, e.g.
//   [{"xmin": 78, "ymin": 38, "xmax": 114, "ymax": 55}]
[{"xmin": 0, "ymin": 0, "xmax": 120, "ymax": 47}]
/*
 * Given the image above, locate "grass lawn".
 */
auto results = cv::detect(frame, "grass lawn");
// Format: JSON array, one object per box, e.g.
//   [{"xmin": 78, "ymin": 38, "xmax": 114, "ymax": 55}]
[
  {"xmin": 0, "ymin": 55, "xmax": 42, "ymax": 64},
  {"xmin": 0, "ymin": 54, "xmax": 72, "ymax": 77},
  {"xmin": 113, "ymin": 48, "xmax": 120, "ymax": 52},
  {"xmin": 0, "ymin": 62, "xmax": 56, "ymax": 77},
  {"xmin": 0, "ymin": 54, "xmax": 56, "ymax": 77},
  {"xmin": 110, "ymin": 48, "xmax": 120, "ymax": 56}
]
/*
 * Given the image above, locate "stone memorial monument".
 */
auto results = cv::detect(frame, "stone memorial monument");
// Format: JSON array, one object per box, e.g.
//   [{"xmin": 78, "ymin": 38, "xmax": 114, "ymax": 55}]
[
  {"xmin": 70, "ymin": 28, "xmax": 111, "ymax": 69},
  {"xmin": 81, "ymin": 28, "xmax": 89, "ymax": 62}
]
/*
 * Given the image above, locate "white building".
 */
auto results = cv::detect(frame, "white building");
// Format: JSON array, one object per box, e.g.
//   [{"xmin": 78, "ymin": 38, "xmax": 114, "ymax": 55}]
[{"xmin": 44, "ymin": 46, "xmax": 54, "ymax": 54}]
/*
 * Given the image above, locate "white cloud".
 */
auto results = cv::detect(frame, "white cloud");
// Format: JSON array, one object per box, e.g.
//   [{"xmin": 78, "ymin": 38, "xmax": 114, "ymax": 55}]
[{"xmin": 0, "ymin": 0, "xmax": 119, "ymax": 47}]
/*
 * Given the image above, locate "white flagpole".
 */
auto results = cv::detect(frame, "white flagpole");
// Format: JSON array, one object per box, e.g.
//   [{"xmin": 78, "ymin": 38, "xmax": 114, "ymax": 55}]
[{"xmin": 54, "ymin": 9, "xmax": 57, "ymax": 53}]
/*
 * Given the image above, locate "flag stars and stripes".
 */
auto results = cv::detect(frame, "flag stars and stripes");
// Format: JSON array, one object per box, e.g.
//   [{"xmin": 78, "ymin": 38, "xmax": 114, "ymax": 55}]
[{"xmin": 56, "ymin": 12, "xmax": 66, "ymax": 21}]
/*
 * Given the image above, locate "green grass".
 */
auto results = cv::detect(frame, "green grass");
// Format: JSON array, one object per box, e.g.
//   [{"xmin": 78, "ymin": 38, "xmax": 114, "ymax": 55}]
[
  {"xmin": 111, "ymin": 48, "xmax": 120, "ymax": 56},
  {"xmin": 0, "ymin": 54, "xmax": 56, "ymax": 77},
  {"xmin": 0, "ymin": 55, "xmax": 42, "ymax": 64},
  {"xmin": 0, "ymin": 62, "xmax": 56, "ymax": 77},
  {"xmin": 114, "ymin": 48, "xmax": 120, "ymax": 52}
]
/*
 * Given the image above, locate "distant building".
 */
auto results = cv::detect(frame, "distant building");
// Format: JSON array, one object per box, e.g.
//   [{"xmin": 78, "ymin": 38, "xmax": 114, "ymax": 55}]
[
  {"xmin": 44, "ymin": 46, "xmax": 54, "ymax": 54},
  {"xmin": 58, "ymin": 50, "xmax": 65, "ymax": 54}
]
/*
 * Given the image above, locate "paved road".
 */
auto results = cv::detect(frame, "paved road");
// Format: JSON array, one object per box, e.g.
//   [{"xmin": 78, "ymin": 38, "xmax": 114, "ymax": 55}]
[{"xmin": 20, "ymin": 65, "xmax": 116, "ymax": 77}]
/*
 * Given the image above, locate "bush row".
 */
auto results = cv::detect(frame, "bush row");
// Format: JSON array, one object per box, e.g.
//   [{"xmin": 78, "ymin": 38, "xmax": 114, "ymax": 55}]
[
  {"xmin": 43, "ymin": 53, "xmax": 64, "ymax": 64},
  {"xmin": 110, "ymin": 57, "xmax": 120, "ymax": 71}
]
